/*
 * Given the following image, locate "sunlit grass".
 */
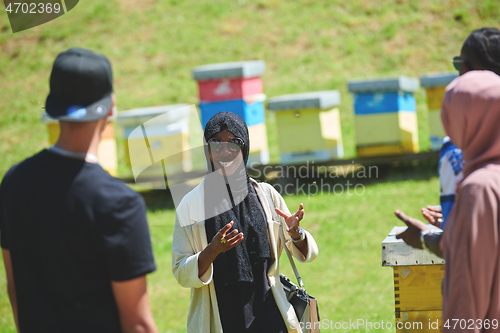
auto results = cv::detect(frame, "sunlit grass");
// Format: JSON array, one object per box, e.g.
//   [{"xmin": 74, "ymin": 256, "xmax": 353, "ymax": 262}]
[
  {"xmin": 1, "ymin": 0, "xmax": 498, "ymax": 176},
  {"xmin": 0, "ymin": 0, "xmax": 488, "ymax": 331},
  {"xmin": 0, "ymin": 173, "xmax": 439, "ymax": 332}
]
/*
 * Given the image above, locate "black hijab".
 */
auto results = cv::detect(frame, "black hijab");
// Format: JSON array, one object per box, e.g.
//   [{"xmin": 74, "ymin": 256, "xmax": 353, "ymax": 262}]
[{"xmin": 204, "ymin": 112, "xmax": 271, "ymax": 287}]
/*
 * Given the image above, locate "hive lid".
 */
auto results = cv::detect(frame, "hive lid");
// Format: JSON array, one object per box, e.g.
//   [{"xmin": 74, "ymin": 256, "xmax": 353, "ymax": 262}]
[
  {"xmin": 267, "ymin": 90, "xmax": 341, "ymax": 111},
  {"xmin": 117, "ymin": 104, "xmax": 190, "ymax": 127},
  {"xmin": 192, "ymin": 60, "xmax": 265, "ymax": 80},
  {"xmin": 382, "ymin": 226, "xmax": 445, "ymax": 266},
  {"xmin": 420, "ymin": 73, "xmax": 458, "ymax": 88},
  {"xmin": 348, "ymin": 76, "xmax": 419, "ymax": 93}
]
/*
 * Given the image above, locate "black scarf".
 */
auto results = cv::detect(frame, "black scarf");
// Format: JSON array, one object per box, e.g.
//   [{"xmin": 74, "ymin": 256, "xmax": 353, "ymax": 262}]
[{"xmin": 204, "ymin": 112, "xmax": 271, "ymax": 287}]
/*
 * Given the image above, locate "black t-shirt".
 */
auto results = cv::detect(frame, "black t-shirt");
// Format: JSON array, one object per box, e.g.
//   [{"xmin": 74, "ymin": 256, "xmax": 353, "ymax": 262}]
[{"xmin": 0, "ymin": 150, "xmax": 156, "ymax": 333}]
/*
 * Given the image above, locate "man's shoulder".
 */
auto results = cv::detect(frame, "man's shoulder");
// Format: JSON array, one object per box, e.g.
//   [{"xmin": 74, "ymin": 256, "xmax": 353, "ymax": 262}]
[
  {"xmin": 1, "ymin": 150, "xmax": 46, "ymax": 187},
  {"xmin": 88, "ymin": 172, "xmax": 143, "ymax": 208},
  {"xmin": 1, "ymin": 163, "xmax": 20, "ymax": 186}
]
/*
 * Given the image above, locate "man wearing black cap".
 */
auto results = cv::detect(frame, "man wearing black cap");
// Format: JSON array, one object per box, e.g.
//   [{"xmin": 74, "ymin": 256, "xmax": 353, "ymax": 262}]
[{"xmin": 0, "ymin": 48, "xmax": 158, "ymax": 333}]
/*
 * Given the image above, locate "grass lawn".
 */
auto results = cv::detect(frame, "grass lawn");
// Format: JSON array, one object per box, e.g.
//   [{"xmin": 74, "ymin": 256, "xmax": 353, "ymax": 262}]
[
  {"xmin": 1, "ymin": 1, "xmax": 499, "ymax": 176},
  {"xmin": 0, "ymin": 167, "xmax": 440, "ymax": 332},
  {"xmin": 0, "ymin": 0, "xmax": 494, "ymax": 331}
]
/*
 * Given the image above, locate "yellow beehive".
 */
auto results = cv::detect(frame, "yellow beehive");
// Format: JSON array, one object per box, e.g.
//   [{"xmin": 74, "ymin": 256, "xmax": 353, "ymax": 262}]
[
  {"xmin": 247, "ymin": 122, "xmax": 270, "ymax": 166},
  {"xmin": 267, "ymin": 91, "xmax": 343, "ymax": 165},
  {"xmin": 355, "ymin": 111, "xmax": 419, "ymax": 157},
  {"xmin": 425, "ymin": 86, "xmax": 446, "ymax": 111},
  {"xmin": 382, "ymin": 226, "xmax": 445, "ymax": 333},
  {"xmin": 420, "ymin": 74, "xmax": 458, "ymax": 150},
  {"xmin": 125, "ymin": 129, "xmax": 190, "ymax": 179},
  {"xmin": 42, "ymin": 113, "xmax": 118, "ymax": 176},
  {"xmin": 425, "ymin": 87, "xmax": 448, "ymax": 151},
  {"xmin": 428, "ymin": 110, "xmax": 445, "ymax": 142},
  {"xmin": 116, "ymin": 104, "xmax": 206, "ymax": 189}
]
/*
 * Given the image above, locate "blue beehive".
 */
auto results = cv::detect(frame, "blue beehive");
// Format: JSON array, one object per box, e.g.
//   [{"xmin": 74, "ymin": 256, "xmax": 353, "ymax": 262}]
[
  {"xmin": 348, "ymin": 76, "xmax": 420, "ymax": 157},
  {"xmin": 353, "ymin": 91, "xmax": 416, "ymax": 115},
  {"xmin": 193, "ymin": 61, "xmax": 269, "ymax": 165},
  {"xmin": 199, "ymin": 99, "xmax": 265, "ymax": 128}
]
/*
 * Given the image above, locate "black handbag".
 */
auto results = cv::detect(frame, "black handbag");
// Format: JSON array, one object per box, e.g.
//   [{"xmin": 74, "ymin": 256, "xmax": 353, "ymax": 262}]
[
  {"xmin": 262, "ymin": 183, "xmax": 320, "ymax": 332},
  {"xmin": 280, "ymin": 274, "xmax": 313, "ymax": 321}
]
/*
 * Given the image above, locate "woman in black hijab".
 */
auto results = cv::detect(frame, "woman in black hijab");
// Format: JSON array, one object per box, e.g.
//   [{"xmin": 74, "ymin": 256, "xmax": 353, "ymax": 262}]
[{"xmin": 172, "ymin": 112, "xmax": 318, "ymax": 333}]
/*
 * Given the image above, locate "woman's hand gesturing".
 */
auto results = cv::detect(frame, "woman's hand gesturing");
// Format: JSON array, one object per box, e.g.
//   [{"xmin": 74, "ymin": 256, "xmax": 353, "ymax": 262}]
[
  {"xmin": 275, "ymin": 203, "xmax": 304, "ymax": 239},
  {"xmin": 211, "ymin": 221, "xmax": 244, "ymax": 254},
  {"xmin": 198, "ymin": 221, "xmax": 244, "ymax": 278}
]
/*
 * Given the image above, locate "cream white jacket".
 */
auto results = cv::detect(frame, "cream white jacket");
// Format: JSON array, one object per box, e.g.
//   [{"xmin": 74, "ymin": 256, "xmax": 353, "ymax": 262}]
[{"xmin": 172, "ymin": 178, "xmax": 319, "ymax": 333}]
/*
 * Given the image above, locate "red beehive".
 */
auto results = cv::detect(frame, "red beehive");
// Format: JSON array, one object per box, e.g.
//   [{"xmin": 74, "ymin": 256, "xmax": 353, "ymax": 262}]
[
  {"xmin": 197, "ymin": 76, "xmax": 262, "ymax": 102},
  {"xmin": 193, "ymin": 61, "xmax": 265, "ymax": 103}
]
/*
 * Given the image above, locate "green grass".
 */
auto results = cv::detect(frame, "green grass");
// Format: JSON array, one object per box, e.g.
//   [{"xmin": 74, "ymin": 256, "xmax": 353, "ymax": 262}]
[
  {"xmin": 0, "ymin": 0, "xmax": 494, "ymax": 331},
  {"xmin": 0, "ymin": 0, "xmax": 498, "ymax": 176},
  {"xmin": 0, "ymin": 168, "xmax": 440, "ymax": 332}
]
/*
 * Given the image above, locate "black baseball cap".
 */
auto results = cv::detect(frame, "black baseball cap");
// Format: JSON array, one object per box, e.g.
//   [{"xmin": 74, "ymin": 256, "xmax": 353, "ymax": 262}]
[{"xmin": 45, "ymin": 48, "xmax": 113, "ymax": 122}]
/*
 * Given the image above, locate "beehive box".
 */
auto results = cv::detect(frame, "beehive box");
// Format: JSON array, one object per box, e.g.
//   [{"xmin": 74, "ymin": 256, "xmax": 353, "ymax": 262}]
[
  {"xmin": 42, "ymin": 113, "xmax": 118, "ymax": 176},
  {"xmin": 267, "ymin": 91, "xmax": 343, "ymax": 165},
  {"xmin": 116, "ymin": 104, "xmax": 198, "ymax": 186},
  {"xmin": 420, "ymin": 73, "xmax": 458, "ymax": 150},
  {"xmin": 193, "ymin": 60, "xmax": 265, "ymax": 102},
  {"xmin": 199, "ymin": 98, "xmax": 266, "ymax": 128},
  {"xmin": 382, "ymin": 226, "xmax": 445, "ymax": 333},
  {"xmin": 247, "ymin": 122, "xmax": 270, "ymax": 166},
  {"xmin": 348, "ymin": 77, "xmax": 420, "ymax": 157},
  {"xmin": 196, "ymin": 77, "xmax": 263, "ymax": 103}
]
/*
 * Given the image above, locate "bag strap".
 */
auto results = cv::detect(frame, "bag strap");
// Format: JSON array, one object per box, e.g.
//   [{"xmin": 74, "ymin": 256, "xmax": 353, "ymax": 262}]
[
  {"xmin": 261, "ymin": 183, "xmax": 305, "ymax": 288},
  {"xmin": 279, "ymin": 224, "xmax": 305, "ymax": 288}
]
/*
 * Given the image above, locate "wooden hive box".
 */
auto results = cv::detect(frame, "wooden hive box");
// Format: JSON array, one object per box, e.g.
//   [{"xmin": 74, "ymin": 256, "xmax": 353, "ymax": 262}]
[
  {"xmin": 420, "ymin": 73, "xmax": 458, "ymax": 150},
  {"xmin": 382, "ymin": 226, "xmax": 445, "ymax": 333},
  {"xmin": 192, "ymin": 60, "xmax": 265, "ymax": 103},
  {"xmin": 267, "ymin": 90, "xmax": 344, "ymax": 165},
  {"xmin": 199, "ymin": 97, "xmax": 266, "ymax": 128},
  {"xmin": 194, "ymin": 61, "xmax": 268, "ymax": 165},
  {"xmin": 247, "ymin": 122, "xmax": 270, "ymax": 166},
  {"xmin": 348, "ymin": 77, "xmax": 420, "ymax": 157},
  {"xmin": 42, "ymin": 112, "xmax": 118, "ymax": 176},
  {"xmin": 117, "ymin": 104, "xmax": 201, "ymax": 187}
]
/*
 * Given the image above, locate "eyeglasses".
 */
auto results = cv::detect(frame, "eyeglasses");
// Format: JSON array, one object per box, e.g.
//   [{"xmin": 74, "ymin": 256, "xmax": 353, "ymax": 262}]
[
  {"xmin": 207, "ymin": 137, "xmax": 245, "ymax": 154},
  {"xmin": 451, "ymin": 56, "xmax": 464, "ymax": 71}
]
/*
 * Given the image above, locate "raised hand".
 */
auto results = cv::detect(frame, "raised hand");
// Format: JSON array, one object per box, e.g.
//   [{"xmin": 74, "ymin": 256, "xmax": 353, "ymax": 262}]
[
  {"xmin": 394, "ymin": 210, "xmax": 430, "ymax": 249},
  {"xmin": 198, "ymin": 221, "xmax": 244, "ymax": 278},
  {"xmin": 211, "ymin": 221, "xmax": 244, "ymax": 254},
  {"xmin": 421, "ymin": 205, "xmax": 443, "ymax": 229},
  {"xmin": 275, "ymin": 203, "xmax": 304, "ymax": 237}
]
